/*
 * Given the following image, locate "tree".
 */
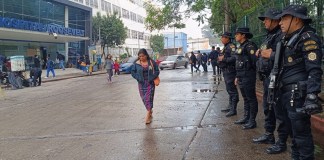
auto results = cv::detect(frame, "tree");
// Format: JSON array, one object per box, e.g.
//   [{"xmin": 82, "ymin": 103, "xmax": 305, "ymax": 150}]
[
  {"xmin": 149, "ymin": 34, "xmax": 165, "ymax": 55},
  {"xmin": 144, "ymin": 1, "xmax": 185, "ymax": 32},
  {"xmin": 92, "ymin": 12, "xmax": 128, "ymax": 58}
]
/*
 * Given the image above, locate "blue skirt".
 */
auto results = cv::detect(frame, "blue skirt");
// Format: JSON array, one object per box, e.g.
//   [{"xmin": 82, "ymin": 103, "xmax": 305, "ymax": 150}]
[{"xmin": 138, "ymin": 80, "xmax": 155, "ymax": 111}]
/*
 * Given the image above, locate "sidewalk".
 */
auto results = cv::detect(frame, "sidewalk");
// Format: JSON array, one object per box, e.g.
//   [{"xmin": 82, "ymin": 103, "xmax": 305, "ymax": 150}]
[
  {"xmin": 41, "ymin": 68, "xmax": 106, "ymax": 83},
  {"xmin": 0, "ymin": 68, "xmax": 106, "ymax": 89}
]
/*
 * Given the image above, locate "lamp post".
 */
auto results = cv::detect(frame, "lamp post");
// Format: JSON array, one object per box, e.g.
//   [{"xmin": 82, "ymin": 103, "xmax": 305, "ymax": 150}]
[
  {"xmin": 165, "ymin": 37, "xmax": 169, "ymax": 56},
  {"xmin": 173, "ymin": 26, "xmax": 176, "ymax": 55}
]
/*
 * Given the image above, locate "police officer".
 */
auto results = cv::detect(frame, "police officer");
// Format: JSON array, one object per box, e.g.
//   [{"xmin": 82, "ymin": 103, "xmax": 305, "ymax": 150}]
[
  {"xmin": 218, "ymin": 32, "xmax": 239, "ymax": 117},
  {"xmin": 253, "ymin": 8, "xmax": 290, "ymax": 155},
  {"xmin": 209, "ymin": 46, "xmax": 219, "ymax": 76},
  {"xmin": 262, "ymin": 5, "xmax": 323, "ymax": 159},
  {"xmin": 233, "ymin": 27, "xmax": 259, "ymax": 130}
]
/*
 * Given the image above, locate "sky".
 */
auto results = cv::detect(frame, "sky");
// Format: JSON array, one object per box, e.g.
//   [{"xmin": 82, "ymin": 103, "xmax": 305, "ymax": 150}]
[{"xmin": 163, "ymin": 14, "xmax": 205, "ymax": 39}]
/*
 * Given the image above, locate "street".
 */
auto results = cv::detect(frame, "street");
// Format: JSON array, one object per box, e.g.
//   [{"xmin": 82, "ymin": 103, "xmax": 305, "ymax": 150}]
[{"xmin": 0, "ymin": 67, "xmax": 295, "ymax": 160}]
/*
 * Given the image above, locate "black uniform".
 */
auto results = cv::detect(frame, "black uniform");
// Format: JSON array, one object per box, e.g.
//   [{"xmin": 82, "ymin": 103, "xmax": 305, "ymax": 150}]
[
  {"xmin": 218, "ymin": 41, "xmax": 239, "ymax": 117},
  {"xmin": 234, "ymin": 29, "xmax": 259, "ymax": 129},
  {"xmin": 271, "ymin": 5, "xmax": 323, "ymax": 159},
  {"xmin": 208, "ymin": 49, "xmax": 219, "ymax": 76}
]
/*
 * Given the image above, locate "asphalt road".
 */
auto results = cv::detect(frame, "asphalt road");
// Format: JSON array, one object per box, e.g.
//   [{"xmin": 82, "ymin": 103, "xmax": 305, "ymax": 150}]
[{"xmin": 0, "ymin": 67, "xmax": 295, "ymax": 160}]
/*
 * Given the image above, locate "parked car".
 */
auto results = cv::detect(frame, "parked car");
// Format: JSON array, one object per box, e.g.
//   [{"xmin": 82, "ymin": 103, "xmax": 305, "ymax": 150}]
[
  {"xmin": 156, "ymin": 56, "xmax": 166, "ymax": 65},
  {"xmin": 120, "ymin": 56, "xmax": 138, "ymax": 73},
  {"xmin": 159, "ymin": 55, "xmax": 188, "ymax": 70}
]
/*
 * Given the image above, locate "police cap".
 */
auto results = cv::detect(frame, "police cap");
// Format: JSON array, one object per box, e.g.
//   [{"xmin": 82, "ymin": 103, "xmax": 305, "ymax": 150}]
[
  {"xmin": 258, "ymin": 8, "xmax": 281, "ymax": 21},
  {"xmin": 276, "ymin": 5, "xmax": 312, "ymax": 23},
  {"xmin": 235, "ymin": 27, "xmax": 253, "ymax": 39}
]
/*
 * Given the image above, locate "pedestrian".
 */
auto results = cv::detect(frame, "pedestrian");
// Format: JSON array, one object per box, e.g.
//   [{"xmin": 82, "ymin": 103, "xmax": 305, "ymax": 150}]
[
  {"xmin": 208, "ymin": 46, "xmax": 219, "ymax": 76},
  {"xmin": 85, "ymin": 55, "xmax": 90, "ymax": 74},
  {"xmin": 201, "ymin": 53, "xmax": 208, "ymax": 72},
  {"xmin": 217, "ymin": 32, "xmax": 239, "ymax": 117},
  {"xmin": 189, "ymin": 51, "xmax": 199, "ymax": 73},
  {"xmin": 113, "ymin": 59, "xmax": 120, "ymax": 76},
  {"xmin": 252, "ymin": 8, "xmax": 289, "ymax": 155},
  {"xmin": 131, "ymin": 48, "xmax": 160, "ymax": 124},
  {"xmin": 56, "ymin": 52, "xmax": 65, "ymax": 70},
  {"xmin": 262, "ymin": 5, "xmax": 323, "ymax": 159},
  {"xmin": 97, "ymin": 54, "xmax": 102, "ymax": 71},
  {"xmin": 216, "ymin": 47, "xmax": 222, "ymax": 75},
  {"xmin": 233, "ymin": 27, "xmax": 258, "ymax": 130},
  {"xmin": 105, "ymin": 55, "xmax": 113, "ymax": 83},
  {"xmin": 33, "ymin": 55, "xmax": 42, "ymax": 86},
  {"xmin": 45, "ymin": 54, "xmax": 55, "ymax": 78},
  {"xmin": 196, "ymin": 50, "xmax": 202, "ymax": 70}
]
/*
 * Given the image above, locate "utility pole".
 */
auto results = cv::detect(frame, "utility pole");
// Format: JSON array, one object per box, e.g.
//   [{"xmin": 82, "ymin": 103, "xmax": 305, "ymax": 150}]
[{"xmin": 173, "ymin": 26, "xmax": 176, "ymax": 55}]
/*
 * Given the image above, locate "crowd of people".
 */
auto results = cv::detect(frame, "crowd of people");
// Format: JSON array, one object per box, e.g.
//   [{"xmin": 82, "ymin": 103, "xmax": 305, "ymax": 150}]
[
  {"xmin": 130, "ymin": 5, "xmax": 323, "ymax": 160},
  {"xmin": 211, "ymin": 5, "xmax": 322, "ymax": 160}
]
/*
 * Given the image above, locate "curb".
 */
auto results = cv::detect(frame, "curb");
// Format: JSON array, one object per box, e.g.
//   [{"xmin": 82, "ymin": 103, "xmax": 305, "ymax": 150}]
[
  {"xmin": 311, "ymin": 115, "xmax": 324, "ymax": 133},
  {"xmin": 255, "ymin": 91, "xmax": 324, "ymax": 134},
  {"xmin": 42, "ymin": 71, "xmax": 106, "ymax": 83}
]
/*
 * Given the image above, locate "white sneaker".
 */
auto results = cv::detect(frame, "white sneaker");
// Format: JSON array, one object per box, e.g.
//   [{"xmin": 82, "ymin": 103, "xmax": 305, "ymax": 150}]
[{"xmin": 44, "ymin": 77, "xmax": 48, "ymax": 78}]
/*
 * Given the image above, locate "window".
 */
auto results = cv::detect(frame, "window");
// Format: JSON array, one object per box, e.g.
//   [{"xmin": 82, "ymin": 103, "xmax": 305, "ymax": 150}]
[
  {"xmin": 101, "ymin": 1, "xmax": 111, "ymax": 14},
  {"xmin": 137, "ymin": 15, "xmax": 143, "ymax": 24},
  {"xmin": 130, "ymin": 12, "xmax": 136, "ymax": 21},
  {"xmin": 131, "ymin": 30, "xmax": 138, "ymax": 39},
  {"xmin": 127, "ymin": 29, "xmax": 131, "ymax": 38},
  {"xmin": 112, "ymin": 5, "xmax": 121, "ymax": 17},
  {"xmin": 138, "ymin": 32, "xmax": 144, "ymax": 40},
  {"xmin": 122, "ymin": 9, "xmax": 129, "ymax": 19},
  {"xmin": 85, "ymin": 0, "xmax": 89, "ymax": 6}
]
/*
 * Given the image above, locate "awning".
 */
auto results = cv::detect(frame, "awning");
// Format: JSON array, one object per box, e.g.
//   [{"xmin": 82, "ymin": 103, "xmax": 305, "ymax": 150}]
[{"xmin": 0, "ymin": 28, "xmax": 89, "ymax": 43}]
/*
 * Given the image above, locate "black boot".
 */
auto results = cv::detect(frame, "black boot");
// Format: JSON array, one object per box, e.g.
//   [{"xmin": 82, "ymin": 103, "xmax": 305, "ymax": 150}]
[
  {"xmin": 221, "ymin": 103, "xmax": 231, "ymax": 113},
  {"xmin": 234, "ymin": 111, "xmax": 249, "ymax": 124},
  {"xmin": 243, "ymin": 103, "xmax": 257, "ymax": 129},
  {"xmin": 242, "ymin": 120, "xmax": 256, "ymax": 129},
  {"xmin": 252, "ymin": 133, "xmax": 275, "ymax": 144},
  {"xmin": 266, "ymin": 140, "xmax": 287, "ymax": 154},
  {"xmin": 226, "ymin": 100, "xmax": 237, "ymax": 117}
]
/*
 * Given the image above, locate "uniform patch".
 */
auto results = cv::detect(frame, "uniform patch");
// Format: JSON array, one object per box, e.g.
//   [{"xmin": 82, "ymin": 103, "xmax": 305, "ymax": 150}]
[
  {"xmin": 308, "ymin": 52, "xmax": 317, "ymax": 61},
  {"xmin": 237, "ymin": 48, "xmax": 242, "ymax": 54},
  {"xmin": 305, "ymin": 45, "xmax": 318, "ymax": 51},
  {"xmin": 288, "ymin": 56, "xmax": 293, "ymax": 62},
  {"xmin": 232, "ymin": 48, "xmax": 236, "ymax": 52},
  {"xmin": 304, "ymin": 40, "xmax": 316, "ymax": 46},
  {"xmin": 250, "ymin": 50, "xmax": 255, "ymax": 54},
  {"xmin": 260, "ymin": 44, "xmax": 267, "ymax": 50}
]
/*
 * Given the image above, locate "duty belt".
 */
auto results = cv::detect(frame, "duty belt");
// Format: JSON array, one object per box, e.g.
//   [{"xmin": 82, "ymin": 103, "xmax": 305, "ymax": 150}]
[{"xmin": 280, "ymin": 83, "xmax": 297, "ymax": 93}]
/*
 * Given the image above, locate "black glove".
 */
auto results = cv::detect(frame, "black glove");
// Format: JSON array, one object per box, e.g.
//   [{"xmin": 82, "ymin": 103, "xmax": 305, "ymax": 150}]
[{"xmin": 297, "ymin": 94, "xmax": 323, "ymax": 115}]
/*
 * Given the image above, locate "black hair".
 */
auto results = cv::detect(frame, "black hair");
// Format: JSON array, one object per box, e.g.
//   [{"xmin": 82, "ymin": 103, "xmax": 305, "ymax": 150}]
[
  {"xmin": 212, "ymin": 46, "xmax": 215, "ymax": 49},
  {"xmin": 216, "ymin": 47, "xmax": 220, "ymax": 50},
  {"xmin": 138, "ymin": 48, "xmax": 151, "ymax": 60}
]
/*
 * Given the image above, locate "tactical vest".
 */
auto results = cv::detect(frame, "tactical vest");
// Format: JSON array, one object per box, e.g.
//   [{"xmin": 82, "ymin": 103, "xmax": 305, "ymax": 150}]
[
  {"xmin": 257, "ymin": 29, "xmax": 281, "ymax": 75},
  {"xmin": 280, "ymin": 31, "xmax": 315, "ymax": 85},
  {"xmin": 235, "ymin": 41, "xmax": 254, "ymax": 72},
  {"xmin": 218, "ymin": 42, "xmax": 235, "ymax": 70}
]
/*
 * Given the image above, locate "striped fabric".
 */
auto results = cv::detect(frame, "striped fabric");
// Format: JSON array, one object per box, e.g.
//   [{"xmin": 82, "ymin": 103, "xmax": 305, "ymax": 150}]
[{"xmin": 138, "ymin": 80, "xmax": 155, "ymax": 111}]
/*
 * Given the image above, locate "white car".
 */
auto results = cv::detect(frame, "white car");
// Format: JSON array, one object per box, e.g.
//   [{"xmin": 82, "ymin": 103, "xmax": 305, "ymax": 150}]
[{"xmin": 159, "ymin": 55, "xmax": 188, "ymax": 70}]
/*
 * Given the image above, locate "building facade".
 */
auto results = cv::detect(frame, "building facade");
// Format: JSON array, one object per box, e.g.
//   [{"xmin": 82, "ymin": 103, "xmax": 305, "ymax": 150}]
[
  {"xmin": 0, "ymin": 0, "xmax": 92, "ymax": 67},
  {"xmin": 70, "ymin": 0, "xmax": 152, "ymax": 57},
  {"xmin": 163, "ymin": 32, "xmax": 187, "ymax": 56}
]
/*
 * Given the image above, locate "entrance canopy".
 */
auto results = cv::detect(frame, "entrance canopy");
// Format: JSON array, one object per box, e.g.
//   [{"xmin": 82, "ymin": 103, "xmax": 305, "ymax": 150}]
[{"xmin": 0, "ymin": 28, "xmax": 89, "ymax": 43}]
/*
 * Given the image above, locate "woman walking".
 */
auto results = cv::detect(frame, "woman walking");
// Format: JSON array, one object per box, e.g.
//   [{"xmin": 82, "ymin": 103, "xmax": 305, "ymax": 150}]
[
  {"xmin": 131, "ymin": 49, "xmax": 159, "ymax": 124},
  {"xmin": 105, "ymin": 54, "xmax": 114, "ymax": 83}
]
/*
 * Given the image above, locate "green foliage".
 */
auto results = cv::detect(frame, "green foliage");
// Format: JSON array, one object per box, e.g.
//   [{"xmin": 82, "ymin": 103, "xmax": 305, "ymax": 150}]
[
  {"xmin": 149, "ymin": 34, "xmax": 165, "ymax": 54},
  {"xmin": 144, "ymin": 2, "xmax": 185, "ymax": 31},
  {"xmin": 119, "ymin": 53, "xmax": 129, "ymax": 60},
  {"xmin": 92, "ymin": 12, "xmax": 128, "ymax": 56}
]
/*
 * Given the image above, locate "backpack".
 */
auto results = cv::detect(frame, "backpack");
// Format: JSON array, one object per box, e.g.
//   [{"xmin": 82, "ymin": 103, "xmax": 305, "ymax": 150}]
[{"xmin": 49, "ymin": 60, "xmax": 54, "ymax": 68}]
